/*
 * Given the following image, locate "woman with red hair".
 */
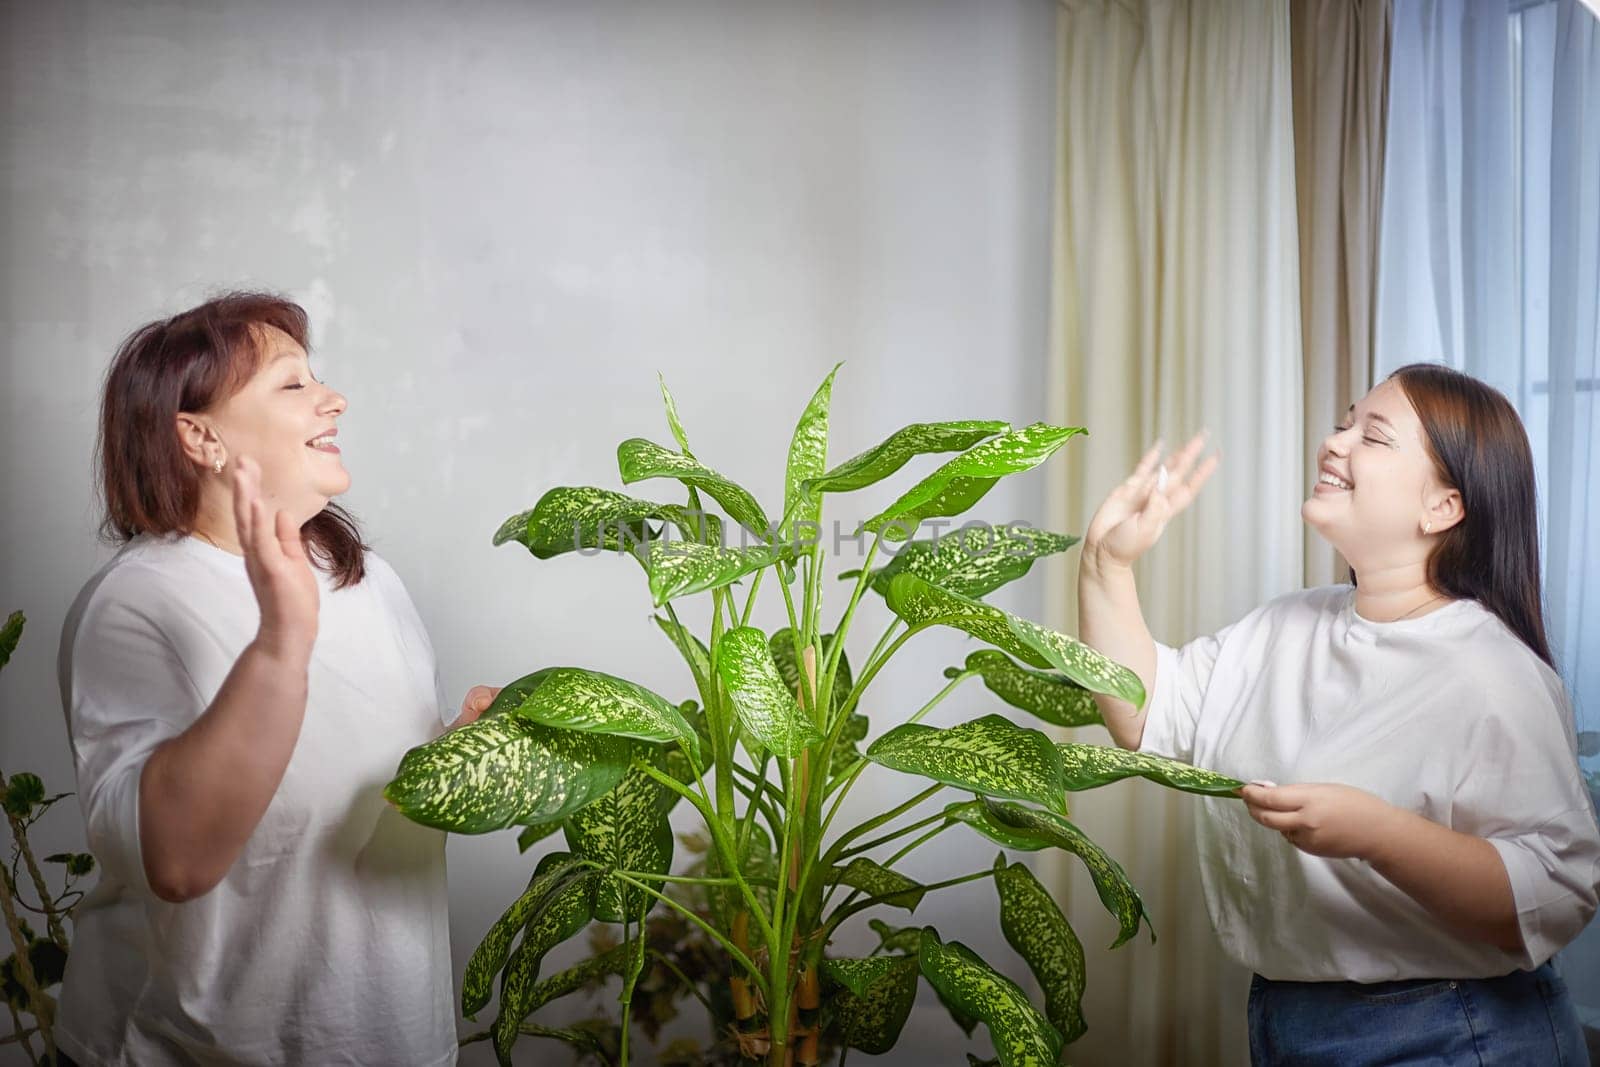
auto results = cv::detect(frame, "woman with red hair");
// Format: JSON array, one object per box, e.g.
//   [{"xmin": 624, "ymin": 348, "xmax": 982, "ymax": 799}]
[{"xmin": 55, "ymin": 293, "xmax": 498, "ymax": 1065}]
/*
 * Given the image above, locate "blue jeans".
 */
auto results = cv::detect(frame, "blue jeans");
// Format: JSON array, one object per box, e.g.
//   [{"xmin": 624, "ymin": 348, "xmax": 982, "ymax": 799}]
[{"xmin": 1248, "ymin": 960, "xmax": 1589, "ymax": 1065}]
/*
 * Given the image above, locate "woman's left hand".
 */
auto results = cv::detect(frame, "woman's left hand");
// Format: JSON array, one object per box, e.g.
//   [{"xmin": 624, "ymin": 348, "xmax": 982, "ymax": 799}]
[
  {"xmin": 1239, "ymin": 782, "xmax": 1402, "ymax": 860},
  {"xmin": 453, "ymin": 685, "xmax": 503, "ymax": 729}
]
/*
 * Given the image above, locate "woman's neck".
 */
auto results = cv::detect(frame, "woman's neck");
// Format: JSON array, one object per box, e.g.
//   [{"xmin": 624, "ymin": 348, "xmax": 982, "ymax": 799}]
[{"xmin": 1351, "ymin": 561, "xmax": 1449, "ymax": 623}]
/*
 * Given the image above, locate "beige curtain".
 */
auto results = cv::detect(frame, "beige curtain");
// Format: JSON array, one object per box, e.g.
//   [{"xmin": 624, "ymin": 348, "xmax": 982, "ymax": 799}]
[
  {"xmin": 1044, "ymin": 1, "xmax": 1305, "ymax": 1064},
  {"xmin": 1292, "ymin": 0, "xmax": 1393, "ymax": 588}
]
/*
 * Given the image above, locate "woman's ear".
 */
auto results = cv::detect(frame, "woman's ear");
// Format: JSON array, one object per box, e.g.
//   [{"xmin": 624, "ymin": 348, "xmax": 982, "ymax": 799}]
[
  {"xmin": 174, "ymin": 413, "xmax": 215, "ymax": 467},
  {"xmin": 1424, "ymin": 487, "xmax": 1465, "ymax": 535}
]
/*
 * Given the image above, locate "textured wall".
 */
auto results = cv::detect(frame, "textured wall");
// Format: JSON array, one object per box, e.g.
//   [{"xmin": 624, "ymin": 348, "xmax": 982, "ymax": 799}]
[{"xmin": 0, "ymin": 1, "xmax": 1059, "ymax": 1062}]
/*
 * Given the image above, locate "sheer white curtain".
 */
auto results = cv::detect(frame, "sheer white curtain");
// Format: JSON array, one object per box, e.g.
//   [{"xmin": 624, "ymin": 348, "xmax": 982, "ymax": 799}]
[
  {"xmin": 1374, "ymin": 0, "xmax": 1600, "ymax": 1019},
  {"xmin": 1046, "ymin": 2, "xmax": 1303, "ymax": 1063}
]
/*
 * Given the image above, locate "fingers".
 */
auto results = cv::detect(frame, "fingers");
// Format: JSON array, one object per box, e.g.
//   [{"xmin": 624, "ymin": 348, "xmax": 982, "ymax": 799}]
[
  {"xmin": 1161, "ymin": 430, "xmax": 1211, "ymax": 485},
  {"xmin": 275, "ymin": 507, "xmax": 307, "ymax": 562},
  {"xmin": 1124, "ymin": 439, "xmax": 1165, "ymax": 487},
  {"xmin": 1247, "ymin": 806, "xmax": 1299, "ymax": 832},
  {"xmin": 1239, "ymin": 784, "xmax": 1302, "ymax": 811},
  {"xmin": 231, "ymin": 457, "xmax": 258, "ymax": 557}
]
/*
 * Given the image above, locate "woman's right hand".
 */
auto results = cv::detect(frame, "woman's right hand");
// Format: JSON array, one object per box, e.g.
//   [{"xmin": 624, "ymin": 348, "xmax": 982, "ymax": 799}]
[
  {"xmin": 232, "ymin": 455, "xmax": 320, "ymax": 659},
  {"xmin": 1083, "ymin": 431, "xmax": 1220, "ymax": 571}
]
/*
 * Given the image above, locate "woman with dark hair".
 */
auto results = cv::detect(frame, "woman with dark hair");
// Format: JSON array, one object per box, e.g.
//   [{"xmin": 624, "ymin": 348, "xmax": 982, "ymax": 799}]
[
  {"xmin": 55, "ymin": 293, "xmax": 501, "ymax": 1065},
  {"xmin": 1079, "ymin": 365, "xmax": 1600, "ymax": 1064}
]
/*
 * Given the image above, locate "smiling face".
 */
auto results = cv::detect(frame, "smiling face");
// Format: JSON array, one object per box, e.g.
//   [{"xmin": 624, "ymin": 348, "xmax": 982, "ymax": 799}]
[
  {"xmin": 1301, "ymin": 377, "xmax": 1463, "ymax": 571},
  {"xmin": 180, "ymin": 323, "xmax": 350, "ymax": 526}
]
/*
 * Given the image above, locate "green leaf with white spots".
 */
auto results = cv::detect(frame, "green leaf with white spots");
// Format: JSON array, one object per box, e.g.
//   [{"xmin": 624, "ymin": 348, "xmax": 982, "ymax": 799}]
[
  {"xmin": 617, "ymin": 437, "xmax": 772, "ymax": 539},
  {"xmin": 863, "ymin": 423, "xmax": 1086, "ymax": 541},
  {"xmin": 868, "ymin": 918, "xmax": 924, "ymax": 956},
  {"xmin": 784, "ymin": 362, "xmax": 842, "ymax": 531},
  {"xmin": 995, "ymin": 859, "xmax": 1087, "ymax": 1045},
  {"xmin": 384, "ymin": 718, "xmax": 631, "ymax": 835},
  {"xmin": 865, "ymin": 715, "xmax": 1067, "ymax": 815},
  {"xmin": 642, "ymin": 538, "xmax": 793, "ymax": 606},
  {"xmin": 0, "ymin": 611, "xmax": 22, "ymax": 671},
  {"xmin": 1056, "ymin": 743, "xmax": 1245, "ymax": 797},
  {"xmin": 523, "ymin": 942, "xmax": 632, "ymax": 1017},
  {"xmin": 850, "ymin": 526, "xmax": 1080, "ymax": 600},
  {"xmin": 886, "ymin": 572, "xmax": 1144, "ymax": 707},
  {"xmin": 952, "ymin": 651, "xmax": 1104, "ymax": 729},
  {"xmin": 481, "ymin": 669, "xmax": 561, "ymax": 718},
  {"xmin": 826, "ymin": 857, "xmax": 927, "ymax": 911},
  {"xmin": 715, "ymin": 627, "xmax": 824, "ymax": 757},
  {"xmin": 942, "ymin": 799, "xmax": 1048, "ymax": 852},
  {"xmin": 653, "ymin": 614, "xmax": 712, "ymax": 686},
  {"xmin": 515, "ymin": 818, "xmax": 565, "ymax": 853},
  {"xmin": 507, "ymin": 667, "xmax": 699, "ymax": 761},
  {"xmin": 916, "ymin": 928, "xmax": 1064, "ymax": 1067},
  {"xmin": 658, "ymin": 374, "xmax": 695, "ymax": 456},
  {"xmin": 803, "ymin": 421, "xmax": 1010, "ymax": 494},
  {"xmin": 768, "ymin": 628, "xmax": 853, "ymax": 718},
  {"xmin": 563, "ymin": 758, "xmax": 678, "ymax": 923},
  {"xmin": 491, "ymin": 864, "xmax": 603, "ymax": 1065},
  {"xmin": 491, "ymin": 486, "xmax": 706, "ymax": 559},
  {"xmin": 462, "ymin": 852, "xmax": 591, "ymax": 1018},
  {"xmin": 821, "ymin": 955, "xmax": 920, "ymax": 1054},
  {"xmin": 986, "ymin": 800, "xmax": 1152, "ymax": 949},
  {"xmin": 827, "ymin": 712, "xmax": 871, "ymax": 784}
]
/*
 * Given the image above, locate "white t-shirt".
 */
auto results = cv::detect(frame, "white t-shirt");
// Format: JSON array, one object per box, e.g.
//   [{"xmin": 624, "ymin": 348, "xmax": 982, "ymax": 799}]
[
  {"xmin": 55, "ymin": 532, "xmax": 458, "ymax": 1066},
  {"xmin": 1139, "ymin": 583, "xmax": 1600, "ymax": 983}
]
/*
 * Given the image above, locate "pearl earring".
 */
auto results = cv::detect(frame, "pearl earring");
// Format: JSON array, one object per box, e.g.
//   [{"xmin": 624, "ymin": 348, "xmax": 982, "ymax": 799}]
[
  {"xmin": 213, "ymin": 456, "xmax": 224, "ymax": 474},
  {"xmin": 1423, "ymin": 520, "xmax": 1432, "ymax": 535}
]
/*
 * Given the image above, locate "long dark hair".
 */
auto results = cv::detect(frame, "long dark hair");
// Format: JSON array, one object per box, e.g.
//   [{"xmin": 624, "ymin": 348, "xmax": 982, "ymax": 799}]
[
  {"xmin": 95, "ymin": 291, "xmax": 368, "ymax": 588},
  {"xmin": 1350, "ymin": 363, "xmax": 1552, "ymax": 669}
]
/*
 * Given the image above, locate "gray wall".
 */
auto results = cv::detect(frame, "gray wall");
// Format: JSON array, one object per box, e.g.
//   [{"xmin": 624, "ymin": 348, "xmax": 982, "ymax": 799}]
[{"xmin": 1, "ymin": 1, "xmax": 1059, "ymax": 1062}]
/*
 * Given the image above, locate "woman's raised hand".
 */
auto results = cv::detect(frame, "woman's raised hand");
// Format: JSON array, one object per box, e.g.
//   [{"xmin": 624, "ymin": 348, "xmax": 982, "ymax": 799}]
[
  {"xmin": 232, "ymin": 455, "xmax": 320, "ymax": 660},
  {"xmin": 1083, "ymin": 431, "xmax": 1220, "ymax": 570}
]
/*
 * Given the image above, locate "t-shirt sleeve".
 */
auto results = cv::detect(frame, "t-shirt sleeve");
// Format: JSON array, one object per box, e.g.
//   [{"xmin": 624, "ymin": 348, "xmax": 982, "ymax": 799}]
[
  {"xmin": 62, "ymin": 583, "xmax": 201, "ymax": 899},
  {"xmin": 1453, "ymin": 661, "xmax": 1600, "ymax": 969},
  {"xmin": 1136, "ymin": 624, "xmax": 1233, "ymax": 764}
]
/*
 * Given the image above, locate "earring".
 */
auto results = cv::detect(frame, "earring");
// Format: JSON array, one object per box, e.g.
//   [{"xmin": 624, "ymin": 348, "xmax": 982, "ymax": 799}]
[
  {"xmin": 1423, "ymin": 520, "xmax": 1432, "ymax": 535},
  {"xmin": 213, "ymin": 455, "xmax": 224, "ymax": 474}
]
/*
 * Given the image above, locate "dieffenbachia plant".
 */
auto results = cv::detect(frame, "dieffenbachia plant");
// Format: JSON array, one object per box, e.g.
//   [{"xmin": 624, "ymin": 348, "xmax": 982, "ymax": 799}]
[{"xmin": 383, "ymin": 369, "xmax": 1243, "ymax": 1066}]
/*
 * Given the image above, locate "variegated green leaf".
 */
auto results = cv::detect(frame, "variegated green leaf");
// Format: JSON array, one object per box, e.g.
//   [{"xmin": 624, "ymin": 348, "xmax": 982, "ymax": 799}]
[
  {"xmin": 617, "ymin": 437, "xmax": 771, "ymax": 539},
  {"xmin": 827, "ymin": 713, "xmax": 870, "ymax": 783},
  {"xmin": 821, "ymin": 955, "xmax": 920, "ymax": 1054},
  {"xmin": 917, "ymin": 928, "xmax": 1064, "ymax": 1067},
  {"xmin": 864, "ymin": 715, "xmax": 1067, "ymax": 815},
  {"xmin": 491, "ymin": 486, "xmax": 707, "ymax": 559},
  {"xmin": 515, "ymin": 818, "xmax": 564, "ymax": 853},
  {"xmin": 643, "ymin": 538, "xmax": 792, "ymax": 606},
  {"xmin": 523, "ymin": 941, "xmax": 632, "ymax": 1017},
  {"xmin": 850, "ymin": 526, "xmax": 1079, "ymax": 600},
  {"xmin": 863, "ymin": 423, "xmax": 1086, "ymax": 541},
  {"xmin": 803, "ymin": 420, "xmax": 1009, "ymax": 494},
  {"xmin": 826, "ymin": 857, "xmax": 926, "ymax": 911},
  {"xmin": 784, "ymin": 362, "xmax": 842, "ymax": 531},
  {"xmin": 1057, "ymin": 743, "xmax": 1244, "ymax": 797},
  {"xmin": 0, "ymin": 611, "xmax": 23, "ymax": 671},
  {"xmin": 462, "ymin": 852, "xmax": 590, "ymax": 1018},
  {"xmin": 995, "ymin": 859, "xmax": 1087, "ymax": 1045},
  {"xmin": 658, "ymin": 373, "xmax": 695, "ymax": 456},
  {"xmin": 508, "ymin": 667, "xmax": 699, "ymax": 760},
  {"xmin": 768, "ymin": 628, "xmax": 852, "ymax": 717},
  {"xmin": 384, "ymin": 718, "xmax": 631, "ymax": 835},
  {"xmin": 887, "ymin": 572, "xmax": 1144, "ymax": 707},
  {"xmin": 563, "ymin": 757, "xmax": 678, "ymax": 922},
  {"xmin": 942, "ymin": 799, "xmax": 1047, "ymax": 852},
  {"xmin": 953, "ymin": 651, "xmax": 1104, "ymax": 729},
  {"xmin": 868, "ymin": 917, "xmax": 924, "ymax": 955},
  {"xmin": 492, "ymin": 864, "xmax": 602, "ymax": 1064},
  {"xmin": 715, "ymin": 627, "xmax": 824, "ymax": 757},
  {"xmin": 986, "ymin": 799, "xmax": 1152, "ymax": 948},
  {"xmin": 482, "ymin": 669, "xmax": 560, "ymax": 718}
]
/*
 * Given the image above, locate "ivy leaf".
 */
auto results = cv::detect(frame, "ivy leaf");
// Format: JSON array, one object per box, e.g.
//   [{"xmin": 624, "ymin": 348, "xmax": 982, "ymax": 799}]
[
  {"xmin": 886, "ymin": 572, "xmax": 1145, "ymax": 707},
  {"xmin": 384, "ymin": 718, "xmax": 631, "ymax": 834},
  {"xmin": 563, "ymin": 757, "xmax": 678, "ymax": 923},
  {"xmin": 43, "ymin": 853, "xmax": 95, "ymax": 878},
  {"xmin": 784, "ymin": 362, "xmax": 842, "ymax": 533},
  {"xmin": 803, "ymin": 421, "xmax": 1010, "ymax": 494},
  {"xmin": 643, "ymin": 539, "xmax": 793, "ymax": 606},
  {"xmin": 863, "ymin": 423, "xmax": 1086, "ymax": 542},
  {"xmin": 715, "ymin": 627, "xmax": 824, "ymax": 757},
  {"xmin": 865, "ymin": 716, "xmax": 1067, "ymax": 815},
  {"xmin": 821, "ymin": 955, "xmax": 920, "ymax": 1054},
  {"xmin": 995, "ymin": 859, "xmax": 1087, "ymax": 1045},
  {"xmin": 986, "ymin": 800, "xmax": 1153, "ymax": 949},
  {"xmin": 916, "ymin": 927, "xmax": 1064, "ymax": 1067},
  {"xmin": 1056, "ymin": 743, "xmax": 1245, "ymax": 797},
  {"xmin": 617, "ymin": 437, "xmax": 771, "ymax": 540},
  {"xmin": 1, "ymin": 773, "xmax": 44, "ymax": 819},
  {"xmin": 461, "ymin": 852, "xmax": 591, "ymax": 1018},
  {"xmin": 953, "ymin": 651, "xmax": 1104, "ymax": 729},
  {"xmin": 851, "ymin": 526, "xmax": 1080, "ymax": 600},
  {"xmin": 0, "ymin": 611, "xmax": 22, "ymax": 671},
  {"xmin": 826, "ymin": 857, "xmax": 927, "ymax": 911},
  {"xmin": 492, "ymin": 863, "xmax": 603, "ymax": 1065},
  {"xmin": 507, "ymin": 667, "xmax": 699, "ymax": 761}
]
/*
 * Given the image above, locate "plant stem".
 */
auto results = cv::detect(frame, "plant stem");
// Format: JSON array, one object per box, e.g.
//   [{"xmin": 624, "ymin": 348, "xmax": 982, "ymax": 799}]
[
  {"xmin": 613, "ymin": 870, "xmax": 743, "ymax": 886},
  {"xmin": 826, "ymin": 866, "xmax": 996, "ymax": 934},
  {"xmin": 648, "ymin": 948, "xmax": 717, "ymax": 1018},
  {"xmin": 604, "ymin": 869, "xmax": 770, "ymax": 1002},
  {"xmin": 740, "ymin": 565, "xmax": 766, "ymax": 627},
  {"xmin": 822, "ymin": 783, "xmax": 943, "ymax": 868},
  {"xmin": 814, "ymin": 531, "xmax": 881, "ymax": 723},
  {"xmin": 838, "ymin": 810, "xmax": 951, "ymax": 859}
]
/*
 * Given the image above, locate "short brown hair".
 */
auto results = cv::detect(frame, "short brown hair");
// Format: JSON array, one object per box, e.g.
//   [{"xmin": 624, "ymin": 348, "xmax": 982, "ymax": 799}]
[{"xmin": 95, "ymin": 291, "xmax": 368, "ymax": 588}]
